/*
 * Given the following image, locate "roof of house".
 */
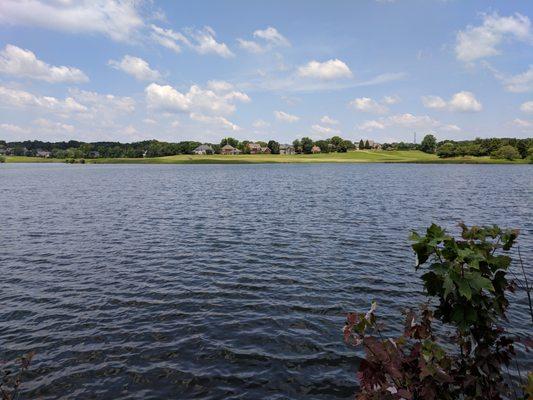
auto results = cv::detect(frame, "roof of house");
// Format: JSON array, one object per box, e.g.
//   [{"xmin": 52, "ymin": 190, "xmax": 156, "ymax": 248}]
[
  {"xmin": 194, "ymin": 144, "xmax": 214, "ymax": 151},
  {"xmin": 221, "ymin": 144, "xmax": 235, "ymax": 150},
  {"xmin": 247, "ymin": 142, "xmax": 261, "ymax": 148}
]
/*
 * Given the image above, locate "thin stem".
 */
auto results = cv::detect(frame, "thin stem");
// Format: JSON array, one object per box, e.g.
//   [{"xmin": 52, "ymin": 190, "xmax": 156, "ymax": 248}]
[{"xmin": 517, "ymin": 246, "xmax": 533, "ymax": 323}]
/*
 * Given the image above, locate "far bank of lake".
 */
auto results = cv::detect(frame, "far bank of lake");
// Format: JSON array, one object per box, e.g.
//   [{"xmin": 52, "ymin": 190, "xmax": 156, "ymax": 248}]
[{"xmin": 3, "ymin": 150, "xmax": 531, "ymax": 165}]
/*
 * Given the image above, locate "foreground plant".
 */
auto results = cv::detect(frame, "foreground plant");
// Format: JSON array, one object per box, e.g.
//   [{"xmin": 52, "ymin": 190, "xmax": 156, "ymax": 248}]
[{"xmin": 344, "ymin": 223, "xmax": 531, "ymax": 399}]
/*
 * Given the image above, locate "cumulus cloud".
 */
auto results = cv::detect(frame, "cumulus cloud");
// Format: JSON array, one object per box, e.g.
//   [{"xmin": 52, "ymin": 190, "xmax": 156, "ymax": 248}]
[
  {"xmin": 349, "ymin": 97, "xmax": 388, "ymax": 114},
  {"xmin": 151, "ymin": 25, "xmax": 233, "ymax": 57},
  {"xmin": 0, "ymin": 0, "xmax": 144, "ymax": 42},
  {"xmin": 311, "ymin": 124, "xmax": 340, "ymax": 137},
  {"xmin": 109, "ymin": 55, "xmax": 161, "ymax": 81},
  {"xmin": 320, "ymin": 115, "xmax": 339, "ymax": 125},
  {"xmin": 383, "ymin": 95, "xmax": 401, "ymax": 105},
  {"xmin": 1, "ymin": 123, "xmax": 29, "ymax": 135},
  {"xmin": 33, "ymin": 118, "xmax": 74, "ymax": 132},
  {"xmin": 455, "ymin": 13, "xmax": 532, "ymax": 63},
  {"xmin": 190, "ymin": 113, "xmax": 239, "ymax": 131},
  {"xmin": 513, "ymin": 118, "xmax": 533, "ymax": 129},
  {"xmin": 358, "ymin": 113, "xmax": 459, "ymax": 133},
  {"xmin": 502, "ymin": 66, "xmax": 533, "ymax": 93},
  {"xmin": 0, "ymin": 85, "xmax": 87, "ymax": 113},
  {"xmin": 238, "ymin": 26, "xmax": 289, "ymax": 53},
  {"xmin": 421, "ymin": 91, "xmax": 482, "ymax": 112},
  {"xmin": 145, "ymin": 82, "xmax": 249, "ymax": 116},
  {"xmin": 297, "ymin": 59, "xmax": 352, "ymax": 80},
  {"xmin": 0, "ymin": 44, "xmax": 88, "ymax": 83},
  {"xmin": 252, "ymin": 119, "xmax": 270, "ymax": 129},
  {"xmin": 520, "ymin": 101, "xmax": 533, "ymax": 114},
  {"xmin": 274, "ymin": 110, "xmax": 299, "ymax": 122}
]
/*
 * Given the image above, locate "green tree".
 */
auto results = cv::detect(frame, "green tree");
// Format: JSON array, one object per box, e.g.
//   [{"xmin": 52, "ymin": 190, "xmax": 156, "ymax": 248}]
[
  {"xmin": 491, "ymin": 145, "xmax": 520, "ymax": 160},
  {"xmin": 358, "ymin": 139, "xmax": 364, "ymax": 150},
  {"xmin": 436, "ymin": 142, "xmax": 456, "ymax": 158},
  {"xmin": 292, "ymin": 139, "xmax": 302, "ymax": 154},
  {"xmin": 301, "ymin": 137, "xmax": 314, "ymax": 154},
  {"xmin": 420, "ymin": 134, "xmax": 437, "ymax": 153},
  {"xmin": 330, "ymin": 136, "xmax": 343, "ymax": 152},
  {"xmin": 267, "ymin": 140, "xmax": 280, "ymax": 154},
  {"xmin": 314, "ymin": 140, "xmax": 330, "ymax": 153},
  {"xmin": 220, "ymin": 137, "xmax": 239, "ymax": 147},
  {"xmin": 0, "ymin": 155, "xmax": 5, "ymax": 163},
  {"xmin": 364, "ymin": 140, "xmax": 370, "ymax": 149}
]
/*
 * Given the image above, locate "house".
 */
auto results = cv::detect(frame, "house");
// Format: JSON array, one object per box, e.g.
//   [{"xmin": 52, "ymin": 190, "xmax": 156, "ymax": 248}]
[
  {"xmin": 279, "ymin": 144, "xmax": 295, "ymax": 155},
  {"xmin": 366, "ymin": 140, "xmax": 382, "ymax": 150},
  {"xmin": 246, "ymin": 142, "xmax": 262, "ymax": 154},
  {"xmin": 311, "ymin": 145, "xmax": 321, "ymax": 154},
  {"xmin": 193, "ymin": 144, "xmax": 214, "ymax": 155},
  {"xmin": 260, "ymin": 146, "xmax": 271, "ymax": 154},
  {"xmin": 36, "ymin": 149, "xmax": 51, "ymax": 158},
  {"xmin": 221, "ymin": 144, "xmax": 240, "ymax": 155}
]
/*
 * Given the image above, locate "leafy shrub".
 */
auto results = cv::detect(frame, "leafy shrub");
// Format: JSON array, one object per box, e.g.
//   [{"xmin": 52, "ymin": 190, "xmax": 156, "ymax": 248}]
[
  {"xmin": 344, "ymin": 223, "xmax": 531, "ymax": 399},
  {"xmin": 0, "ymin": 155, "xmax": 5, "ymax": 163},
  {"xmin": 491, "ymin": 145, "xmax": 521, "ymax": 160}
]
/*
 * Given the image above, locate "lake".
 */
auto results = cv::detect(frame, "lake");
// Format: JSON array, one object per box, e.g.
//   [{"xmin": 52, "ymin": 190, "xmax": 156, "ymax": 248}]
[{"xmin": 1, "ymin": 163, "xmax": 532, "ymax": 399}]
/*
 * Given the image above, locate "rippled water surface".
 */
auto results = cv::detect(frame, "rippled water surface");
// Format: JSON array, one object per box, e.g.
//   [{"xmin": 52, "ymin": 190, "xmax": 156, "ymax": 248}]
[{"xmin": 1, "ymin": 163, "xmax": 532, "ymax": 399}]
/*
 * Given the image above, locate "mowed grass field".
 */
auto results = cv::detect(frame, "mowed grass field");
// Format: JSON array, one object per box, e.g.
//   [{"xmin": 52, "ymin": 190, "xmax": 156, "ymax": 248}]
[{"xmin": 4, "ymin": 150, "xmax": 529, "ymax": 164}]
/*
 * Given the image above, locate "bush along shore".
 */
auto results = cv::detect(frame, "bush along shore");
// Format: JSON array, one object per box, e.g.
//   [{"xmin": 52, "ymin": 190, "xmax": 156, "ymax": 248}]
[
  {"xmin": 344, "ymin": 223, "xmax": 532, "ymax": 399},
  {"xmin": 0, "ymin": 135, "xmax": 531, "ymax": 164}
]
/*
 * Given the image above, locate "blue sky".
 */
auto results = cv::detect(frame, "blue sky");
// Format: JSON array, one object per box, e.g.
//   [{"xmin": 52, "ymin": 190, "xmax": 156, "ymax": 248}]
[{"xmin": 0, "ymin": 0, "xmax": 532, "ymax": 144}]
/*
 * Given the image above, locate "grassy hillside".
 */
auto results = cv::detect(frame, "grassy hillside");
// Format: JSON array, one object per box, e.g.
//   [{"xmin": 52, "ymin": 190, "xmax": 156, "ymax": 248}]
[{"xmin": 4, "ymin": 150, "xmax": 529, "ymax": 164}]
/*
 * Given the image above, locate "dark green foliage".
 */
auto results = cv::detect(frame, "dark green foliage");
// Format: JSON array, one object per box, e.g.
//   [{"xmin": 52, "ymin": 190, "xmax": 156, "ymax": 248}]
[
  {"xmin": 345, "ymin": 223, "xmax": 530, "ymax": 400},
  {"xmin": 491, "ymin": 145, "xmax": 521, "ymax": 160},
  {"xmin": 314, "ymin": 140, "xmax": 330, "ymax": 153},
  {"xmin": 220, "ymin": 137, "xmax": 239, "ymax": 148},
  {"xmin": 420, "ymin": 134, "xmax": 437, "ymax": 153},
  {"xmin": 364, "ymin": 140, "xmax": 370, "ymax": 149},
  {"xmin": 359, "ymin": 139, "xmax": 365, "ymax": 150},
  {"xmin": 301, "ymin": 137, "xmax": 314, "ymax": 154},
  {"xmin": 292, "ymin": 139, "xmax": 302, "ymax": 154},
  {"xmin": 435, "ymin": 137, "xmax": 533, "ymax": 159},
  {"xmin": 267, "ymin": 140, "xmax": 280, "ymax": 154},
  {"xmin": 0, "ymin": 155, "xmax": 5, "ymax": 163}
]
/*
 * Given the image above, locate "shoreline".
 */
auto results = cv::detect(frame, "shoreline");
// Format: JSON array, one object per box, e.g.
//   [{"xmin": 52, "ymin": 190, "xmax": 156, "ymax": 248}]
[{"xmin": 3, "ymin": 151, "xmax": 529, "ymax": 165}]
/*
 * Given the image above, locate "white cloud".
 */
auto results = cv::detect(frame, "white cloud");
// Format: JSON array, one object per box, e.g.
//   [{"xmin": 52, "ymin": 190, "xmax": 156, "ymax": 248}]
[
  {"xmin": 0, "ymin": 85, "xmax": 87, "ymax": 113},
  {"xmin": 274, "ymin": 110, "xmax": 299, "ymax": 122},
  {"xmin": 320, "ymin": 115, "xmax": 339, "ymax": 125},
  {"xmin": 358, "ymin": 113, "xmax": 458, "ymax": 132},
  {"xmin": 151, "ymin": 25, "xmax": 233, "ymax": 58},
  {"xmin": 0, "ymin": 44, "xmax": 88, "ymax": 83},
  {"xmin": 143, "ymin": 118, "xmax": 157, "ymax": 124},
  {"xmin": 190, "ymin": 113, "xmax": 239, "ymax": 131},
  {"xmin": 349, "ymin": 97, "xmax": 388, "ymax": 114},
  {"xmin": 252, "ymin": 119, "xmax": 270, "ymax": 129},
  {"xmin": 33, "ymin": 118, "xmax": 74, "ymax": 132},
  {"xmin": 237, "ymin": 39, "xmax": 265, "ymax": 53},
  {"xmin": 503, "ymin": 66, "xmax": 533, "ymax": 93},
  {"xmin": 297, "ymin": 59, "xmax": 353, "ymax": 80},
  {"xmin": 109, "ymin": 55, "xmax": 161, "ymax": 81},
  {"xmin": 237, "ymin": 26, "xmax": 289, "ymax": 54},
  {"xmin": 1, "ymin": 123, "xmax": 29, "ymax": 134},
  {"xmin": 358, "ymin": 120, "xmax": 385, "ymax": 131},
  {"xmin": 455, "ymin": 13, "xmax": 532, "ymax": 63},
  {"xmin": 520, "ymin": 101, "xmax": 533, "ymax": 114},
  {"xmin": 422, "ymin": 91, "xmax": 482, "ymax": 112},
  {"xmin": 383, "ymin": 95, "xmax": 400, "ymax": 105},
  {"xmin": 69, "ymin": 89, "xmax": 135, "ymax": 114},
  {"xmin": 449, "ymin": 91, "xmax": 482, "ymax": 112},
  {"xmin": 513, "ymin": 118, "xmax": 533, "ymax": 129},
  {"xmin": 207, "ymin": 80, "xmax": 233, "ymax": 92},
  {"xmin": 422, "ymin": 95, "xmax": 447, "ymax": 109},
  {"xmin": 145, "ymin": 82, "xmax": 249, "ymax": 116},
  {"xmin": 0, "ymin": 0, "xmax": 144, "ymax": 42},
  {"xmin": 311, "ymin": 124, "xmax": 340, "ymax": 136},
  {"xmin": 253, "ymin": 27, "xmax": 290, "ymax": 47}
]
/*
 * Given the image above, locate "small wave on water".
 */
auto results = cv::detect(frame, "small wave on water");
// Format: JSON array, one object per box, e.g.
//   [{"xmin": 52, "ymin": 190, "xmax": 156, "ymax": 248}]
[{"xmin": 1, "ymin": 163, "xmax": 531, "ymax": 399}]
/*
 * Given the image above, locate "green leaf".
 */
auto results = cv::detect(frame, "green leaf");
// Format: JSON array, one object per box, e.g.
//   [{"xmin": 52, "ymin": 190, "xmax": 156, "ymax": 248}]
[
  {"xmin": 469, "ymin": 274, "xmax": 494, "ymax": 292},
  {"xmin": 457, "ymin": 279, "xmax": 472, "ymax": 300},
  {"xmin": 443, "ymin": 275, "xmax": 454, "ymax": 299}
]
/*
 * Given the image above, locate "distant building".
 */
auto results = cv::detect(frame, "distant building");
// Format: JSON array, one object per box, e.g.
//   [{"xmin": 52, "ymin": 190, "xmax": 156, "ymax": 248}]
[
  {"xmin": 247, "ymin": 142, "xmax": 262, "ymax": 154},
  {"xmin": 279, "ymin": 144, "xmax": 295, "ymax": 155},
  {"xmin": 36, "ymin": 149, "xmax": 51, "ymax": 158},
  {"xmin": 260, "ymin": 146, "xmax": 271, "ymax": 154},
  {"xmin": 311, "ymin": 145, "xmax": 321, "ymax": 154},
  {"xmin": 193, "ymin": 144, "xmax": 214, "ymax": 155},
  {"xmin": 88, "ymin": 151, "xmax": 100, "ymax": 158},
  {"xmin": 221, "ymin": 144, "xmax": 240, "ymax": 155}
]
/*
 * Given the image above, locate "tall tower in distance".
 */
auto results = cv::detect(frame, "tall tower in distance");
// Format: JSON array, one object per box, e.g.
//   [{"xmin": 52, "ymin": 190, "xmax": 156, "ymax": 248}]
[{"xmin": 413, "ymin": 132, "xmax": 417, "ymax": 144}]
